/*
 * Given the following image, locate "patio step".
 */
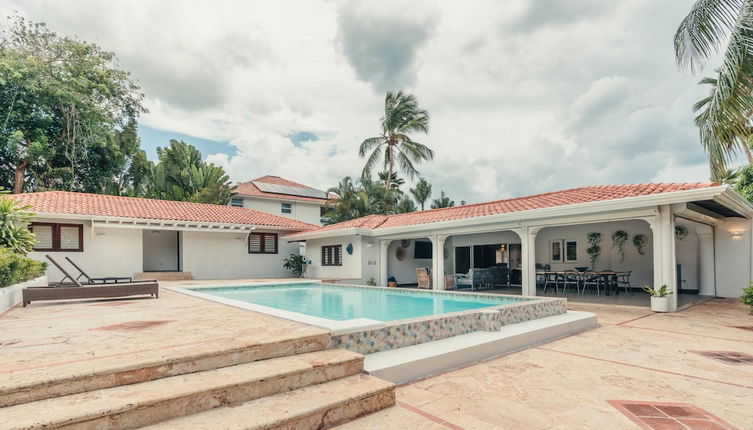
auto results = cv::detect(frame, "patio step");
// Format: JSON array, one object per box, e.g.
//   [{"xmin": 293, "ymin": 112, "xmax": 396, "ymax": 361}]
[
  {"xmin": 0, "ymin": 349, "xmax": 366, "ymax": 430},
  {"xmin": 143, "ymin": 374, "xmax": 396, "ymax": 430},
  {"xmin": 0, "ymin": 330, "xmax": 330, "ymax": 407},
  {"xmin": 134, "ymin": 272, "xmax": 192, "ymax": 281}
]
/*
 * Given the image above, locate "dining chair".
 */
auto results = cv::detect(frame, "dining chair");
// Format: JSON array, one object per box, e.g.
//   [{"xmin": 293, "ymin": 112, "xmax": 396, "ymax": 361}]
[
  {"xmin": 581, "ymin": 271, "xmax": 601, "ymax": 295},
  {"xmin": 561, "ymin": 271, "xmax": 580, "ymax": 295},
  {"xmin": 616, "ymin": 271, "xmax": 632, "ymax": 295},
  {"xmin": 543, "ymin": 271, "xmax": 560, "ymax": 294}
]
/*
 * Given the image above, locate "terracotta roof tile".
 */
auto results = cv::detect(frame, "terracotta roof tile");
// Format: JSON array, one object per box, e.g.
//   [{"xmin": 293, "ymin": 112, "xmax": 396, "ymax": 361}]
[
  {"xmin": 299, "ymin": 183, "xmax": 719, "ymax": 235},
  {"xmin": 7, "ymin": 191, "xmax": 318, "ymax": 231},
  {"xmin": 234, "ymin": 176, "xmax": 329, "ymax": 203}
]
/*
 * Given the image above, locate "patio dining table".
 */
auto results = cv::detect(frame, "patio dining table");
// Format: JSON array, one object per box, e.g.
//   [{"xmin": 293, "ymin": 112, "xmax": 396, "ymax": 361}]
[{"xmin": 537, "ymin": 270, "xmax": 626, "ymax": 296}]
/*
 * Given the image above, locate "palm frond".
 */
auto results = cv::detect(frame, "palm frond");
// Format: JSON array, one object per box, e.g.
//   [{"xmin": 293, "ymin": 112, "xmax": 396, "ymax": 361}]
[
  {"xmin": 359, "ymin": 136, "xmax": 385, "ymax": 157},
  {"xmin": 675, "ymin": 0, "xmax": 743, "ymax": 73},
  {"xmin": 361, "ymin": 145, "xmax": 383, "ymax": 178}
]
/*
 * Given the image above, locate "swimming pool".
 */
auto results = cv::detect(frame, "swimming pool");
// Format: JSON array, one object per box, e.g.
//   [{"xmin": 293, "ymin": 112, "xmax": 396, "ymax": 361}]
[{"xmin": 192, "ymin": 282, "xmax": 529, "ymax": 322}]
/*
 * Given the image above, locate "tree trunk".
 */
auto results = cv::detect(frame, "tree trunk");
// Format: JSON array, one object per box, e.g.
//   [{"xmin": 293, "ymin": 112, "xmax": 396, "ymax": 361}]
[
  {"xmin": 14, "ymin": 159, "xmax": 28, "ymax": 194},
  {"xmin": 386, "ymin": 145, "xmax": 393, "ymax": 192}
]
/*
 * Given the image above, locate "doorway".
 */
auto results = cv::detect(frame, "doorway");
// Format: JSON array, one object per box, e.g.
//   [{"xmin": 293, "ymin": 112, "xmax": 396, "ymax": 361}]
[{"xmin": 142, "ymin": 230, "xmax": 181, "ymax": 272}]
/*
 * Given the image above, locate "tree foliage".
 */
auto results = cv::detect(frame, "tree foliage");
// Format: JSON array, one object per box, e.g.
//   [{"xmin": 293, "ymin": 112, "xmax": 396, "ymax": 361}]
[
  {"xmin": 410, "ymin": 177, "xmax": 432, "ymax": 210},
  {"xmin": 145, "ymin": 140, "xmax": 235, "ymax": 205},
  {"xmin": 431, "ymin": 190, "xmax": 454, "ymax": 209},
  {"xmin": 675, "ymin": 1, "xmax": 753, "ymax": 175},
  {"xmin": 0, "ymin": 16, "xmax": 147, "ymax": 193},
  {"xmin": 734, "ymin": 163, "xmax": 753, "ymax": 201},
  {"xmin": 0, "ymin": 189, "xmax": 36, "ymax": 255},
  {"xmin": 359, "ymin": 91, "xmax": 433, "ymax": 191}
]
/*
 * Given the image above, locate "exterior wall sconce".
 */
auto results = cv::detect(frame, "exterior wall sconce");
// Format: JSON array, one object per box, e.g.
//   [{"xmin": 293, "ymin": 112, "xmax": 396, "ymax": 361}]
[{"xmin": 730, "ymin": 231, "xmax": 744, "ymax": 239}]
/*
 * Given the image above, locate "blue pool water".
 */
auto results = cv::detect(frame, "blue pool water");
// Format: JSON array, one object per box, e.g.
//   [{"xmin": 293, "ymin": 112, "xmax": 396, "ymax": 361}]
[{"xmin": 194, "ymin": 283, "xmax": 528, "ymax": 322}]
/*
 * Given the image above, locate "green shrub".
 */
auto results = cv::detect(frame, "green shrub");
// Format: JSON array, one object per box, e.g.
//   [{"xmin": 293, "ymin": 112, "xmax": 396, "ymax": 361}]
[
  {"xmin": 282, "ymin": 254, "xmax": 307, "ymax": 278},
  {"xmin": 742, "ymin": 283, "xmax": 753, "ymax": 315},
  {"xmin": 0, "ymin": 247, "xmax": 46, "ymax": 287}
]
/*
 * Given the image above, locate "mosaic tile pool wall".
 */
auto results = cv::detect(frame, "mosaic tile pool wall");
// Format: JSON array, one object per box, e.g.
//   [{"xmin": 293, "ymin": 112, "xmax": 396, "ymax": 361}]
[{"xmin": 329, "ymin": 295, "xmax": 567, "ymax": 354}]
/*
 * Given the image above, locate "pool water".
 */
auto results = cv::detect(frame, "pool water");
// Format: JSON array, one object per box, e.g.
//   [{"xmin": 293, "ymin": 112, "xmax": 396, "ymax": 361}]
[{"xmin": 196, "ymin": 283, "xmax": 528, "ymax": 322}]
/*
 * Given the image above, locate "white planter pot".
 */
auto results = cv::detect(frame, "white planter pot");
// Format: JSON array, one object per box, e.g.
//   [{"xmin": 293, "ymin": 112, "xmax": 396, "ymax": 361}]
[{"xmin": 650, "ymin": 296, "xmax": 670, "ymax": 313}]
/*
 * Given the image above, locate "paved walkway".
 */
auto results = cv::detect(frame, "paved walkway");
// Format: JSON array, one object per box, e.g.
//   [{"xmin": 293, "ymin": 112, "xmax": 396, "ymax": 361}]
[
  {"xmin": 338, "ymin": 299, "xmax": 753, "ymax": 429},
  {"xmin": 2, "ymin": 281, "xmax": 751, "ymax": 429}
]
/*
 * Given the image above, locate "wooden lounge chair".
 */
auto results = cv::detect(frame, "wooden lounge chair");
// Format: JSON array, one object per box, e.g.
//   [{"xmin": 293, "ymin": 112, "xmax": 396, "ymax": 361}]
[{"xmin": 21, "ymin": 255, "xmax": 159, "ymax": 307}]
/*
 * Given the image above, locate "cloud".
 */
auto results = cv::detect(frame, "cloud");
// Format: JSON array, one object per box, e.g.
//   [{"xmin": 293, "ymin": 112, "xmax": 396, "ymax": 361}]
[
  {"xmin": 336, "ymin": 1, "xmax": 439, "ymax": 92},
  {"xmin": 0, "ymin": 0, "xmax": 719, "ymax": 206}
]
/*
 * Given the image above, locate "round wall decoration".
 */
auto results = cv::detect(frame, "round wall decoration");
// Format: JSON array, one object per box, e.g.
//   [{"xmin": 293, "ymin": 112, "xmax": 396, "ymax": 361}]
[
  {"xmin": 401, "ymin": 239, "xmax": 411, "ymax": 248},
  {"xmin": 396, "ymin": 247, "xmax": 406, "ymax": 261},
  {"xmin": 346, "ymin": 243, "xmax": 354, "ymax": 255}
]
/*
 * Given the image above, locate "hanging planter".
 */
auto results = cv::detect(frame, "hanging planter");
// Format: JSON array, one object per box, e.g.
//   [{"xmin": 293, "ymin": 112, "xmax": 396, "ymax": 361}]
[
  {"xmin": 675, "ymin": 226, "xmax": 689, "ymax": 241},
  {"xmin": 611, "ymin": 230, "xmax": 629, "ymax": 263},
  {"xmin": 632, "ymin": 234, "xmax": 647, "ymax": 256},
  {"xmin": 586, "ymin": 232, "xmax": 602, "ymax": 269}
]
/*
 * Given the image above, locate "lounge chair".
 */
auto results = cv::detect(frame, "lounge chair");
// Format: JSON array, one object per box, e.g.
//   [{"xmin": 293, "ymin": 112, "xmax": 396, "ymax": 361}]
[
  {"xmin": 416, "ymin": 267, "xmax": 432, "ymax": 289},
  {"xmin": 21, "ymin": 255, "xmax": 159, "ymax": 307},
  {"xmin": 64, "ymin": 256, "xmax": 136, "ymax": 284}
]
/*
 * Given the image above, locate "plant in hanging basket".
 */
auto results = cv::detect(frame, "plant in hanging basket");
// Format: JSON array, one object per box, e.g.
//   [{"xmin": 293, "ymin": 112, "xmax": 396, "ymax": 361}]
[
  {"xmin": 675, "ymin": 225, "xmax": 689, "ymax": 241},
  {"xmin": 611, "ymin": 230, "xmax": 629, "ymax": 262},
  {"xmin": 586, "ymin": 232, "xmax": 602, "ymax": 269},
  {"xmin": 632, "ymin": 234, "xmax": 647, "ymax": 255}
]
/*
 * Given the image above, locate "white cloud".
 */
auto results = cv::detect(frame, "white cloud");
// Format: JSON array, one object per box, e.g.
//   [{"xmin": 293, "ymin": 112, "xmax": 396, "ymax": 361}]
[{"xmin": 1, "ymin": 0, "xmax": 720, "ymax": 204}]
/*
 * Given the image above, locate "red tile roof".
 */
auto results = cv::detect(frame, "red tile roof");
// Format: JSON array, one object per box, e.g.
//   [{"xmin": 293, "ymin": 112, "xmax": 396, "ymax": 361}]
[
  {"xmin": 235, "ymin": 175, "xmax": 329, "ymax": 203},
  {"xmin": 298, "ymin": 183, "xmax": 719, "ymax": 235},
  {"xmin": 8, "ymin": 191, "xmax": 318, "ymax": 231}
]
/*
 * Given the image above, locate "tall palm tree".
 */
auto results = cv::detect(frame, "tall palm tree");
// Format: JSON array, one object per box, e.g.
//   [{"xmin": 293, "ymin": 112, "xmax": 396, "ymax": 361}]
[
  {"xmin": 409, "ymin": 177, "xmax": 432, "ymax": 210},
  {"xmin": 359, "ymin": 91, "xmax": 433, "ymax": 191},
  {"xmin": 431, "ymin": 190, "xmax": 454, "ymax": 209},
  {"xmin": 675, "ymin": 0, "xmax": 753, "ymax": 173},
  {"xmin": 377, "ymin": 171, "xmax": 405, "ymax": 194}
]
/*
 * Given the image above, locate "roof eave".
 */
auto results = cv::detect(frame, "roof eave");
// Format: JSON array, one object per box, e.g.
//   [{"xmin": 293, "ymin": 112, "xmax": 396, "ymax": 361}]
[{"xmin": 287, "ymin": 185, "xmax": 734, "ymax": 240}]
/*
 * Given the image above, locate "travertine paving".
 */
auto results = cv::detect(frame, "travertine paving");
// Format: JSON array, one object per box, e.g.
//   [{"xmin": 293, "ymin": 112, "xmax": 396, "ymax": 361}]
[{"xmin": 338, "ymin": 299, "xmax": 753, "ymax": 430}]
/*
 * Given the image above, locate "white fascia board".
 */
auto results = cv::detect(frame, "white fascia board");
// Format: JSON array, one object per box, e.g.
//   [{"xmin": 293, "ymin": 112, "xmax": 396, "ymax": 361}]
[
  {"xmin": 715, "ymin": 189, "xmax": 753, "ymax": 217},
  {"xmin": 32, "ymin": 212, "xmax": 298, "ymax": 233},
  {"xmin": 288, "ymin": 186, "xmax": 730, "ymax": 241}
]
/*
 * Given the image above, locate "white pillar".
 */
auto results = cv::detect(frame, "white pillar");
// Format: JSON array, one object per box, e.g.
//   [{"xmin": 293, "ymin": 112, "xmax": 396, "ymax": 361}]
[
  {"xmin": 431, "ymin": 235, "xmax": 447, "ymax": 290},
  {"xmin": 697, "ymin": 226, "xmax": 715, "ymax": 296},
  {"xmin": 516, "ymin": 226, "xmax": 540, "ymax": 297},
  {"xmin": 379, "ymin": 240, "xmax": 390, "ymax": 286},
  {"xmin": 650, "ymin": 206, "xmax": 678, "ymax": 312}
]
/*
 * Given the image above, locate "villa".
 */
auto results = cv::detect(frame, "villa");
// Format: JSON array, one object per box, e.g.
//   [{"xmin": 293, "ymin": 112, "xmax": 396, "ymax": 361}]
[
  {"xmin": 11, "ymin": 191, "xmax": 318, "ymax": 281},
  {"xmin": 231, "ymin": 175, "xmax": 330, "ymax": 226},
  {"xmin": 293, "ymin": 182, "xmax": 753, "ymax": 312}
]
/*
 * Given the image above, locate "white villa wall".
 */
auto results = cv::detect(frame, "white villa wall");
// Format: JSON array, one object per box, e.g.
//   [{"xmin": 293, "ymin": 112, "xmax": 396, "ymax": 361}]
[
  {"xmin": 535, "ymin": 220, "xmax": 655, "ymax": 289},
  {"xmin": 386, "ymin": 239, "xmax": 433, "ymax": 285},
  {"xmin": 675, "ymin": 219, "xmax": 701, "ymax": 292},
  {"xmin": 241, "ymin": 197, "xmax": 323, "ymax": 225},
  {"xmin": 715, "ymin": 217, "xmax": 752, "ymax": 298},
  {"xmin": 29, "ymin": 219, "xmax": 143, "ymax": 282},
  {"xmin": 360, "ymin": 237, "xmax": 380, "ymax": 284},
  {"xmin": 305, "ymin": 235, "xmax": 363, "ymax": 280},
  {"xmin": 182, "ymin": 230, "xmax": 298, "ymax": 279}
]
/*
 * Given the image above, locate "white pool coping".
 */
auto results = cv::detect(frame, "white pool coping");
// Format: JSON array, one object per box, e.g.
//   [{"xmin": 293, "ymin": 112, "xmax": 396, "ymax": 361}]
[
  {"xmin": 364, "ymin": 310, "xmax": 598, "ymax": 384},
  {"xmin": 166, "ymin": 281, "xmax": 545, "ymax": 334}
]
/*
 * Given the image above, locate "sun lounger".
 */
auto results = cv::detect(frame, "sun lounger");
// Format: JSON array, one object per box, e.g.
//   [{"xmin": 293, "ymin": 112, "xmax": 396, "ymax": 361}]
[
  {"xmin": 21, "ymin": 255, "xmax": 159, "ymax": 307},
  {"xmin": 64, "ymin": 256, "xmax": 136, "ymax": 284}
]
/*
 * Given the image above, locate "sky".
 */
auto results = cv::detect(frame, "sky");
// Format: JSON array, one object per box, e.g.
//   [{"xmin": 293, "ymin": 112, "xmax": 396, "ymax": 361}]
[{"xmin": 0, "ymin": 0, "xmax": 732, "ymax": 204}]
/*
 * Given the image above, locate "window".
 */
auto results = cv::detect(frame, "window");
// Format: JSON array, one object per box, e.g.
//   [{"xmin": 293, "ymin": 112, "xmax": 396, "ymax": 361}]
[
  {"xmin": 248, "ymin": 232, "xmax": 278, "ymax": 254},
  {"xmin": 550, "ymin": 240, "xmax": 563, "ymax": 263},
  {"xmin": 565, "ymin": 240, "xmax": 578, "ymax": 262},
  {"xmin": 321, "ymin": 245, "xmax": 342, "ymax": 266},
  {"xmin": 230, "ymin": 198, "xmax": 244, "ymax": 207},
  {"xmin": 30, "ymin": 223, "xmax": 83, "ymax": 252},
  {"xmin": 281, "ymin": 203, "xmax": 292, "ymax": 214}
]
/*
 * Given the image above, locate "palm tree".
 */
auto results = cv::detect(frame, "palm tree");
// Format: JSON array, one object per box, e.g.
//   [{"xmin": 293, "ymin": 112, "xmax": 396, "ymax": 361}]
[
  {"xmin": 409, "ymin": 177, "xmax": 432, "ymax": 210},
  {"xmin": 377, "ymin": 171, "xmax": 405, "ymax": 194},
  {"xmin": 0, "ymin": 188, "xmax": 36, "ymax": 254},
  {"xmin": 675, "ymin": 1, "xmax": 753, "ymax": 173},
  {"xmin": 359, "ymin": 91, "xmax": 433, "ymax": 191},
  {"xmin": 431, "ymin": 190, "xmax": 454, "ymax": 209}
]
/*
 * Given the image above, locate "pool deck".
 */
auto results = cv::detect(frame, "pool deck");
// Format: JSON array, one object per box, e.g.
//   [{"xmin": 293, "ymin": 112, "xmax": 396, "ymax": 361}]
[{"xmin": 1, "ymin": 279, "xmax": 751, "ymax": 429}]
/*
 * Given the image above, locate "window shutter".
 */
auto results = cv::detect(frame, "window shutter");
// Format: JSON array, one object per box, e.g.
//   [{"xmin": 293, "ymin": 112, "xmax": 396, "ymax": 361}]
[
  {"xmin": 264, "ymin": 234, "xmax": 277, "ymax": 253},
  {"xmin": 335, "ymin": 245, "xmax": 342, "ymax": 265},
  {"xmin": 248, "ymin": 234, "xmax": 262, "ymax": 253},
  {"xmin": 59, "ymin": 226, "xmax": 81, "ymax": 250},
  {"xmin": 32, "ymin": 225, "xmax": 53, "ymax": 249}
]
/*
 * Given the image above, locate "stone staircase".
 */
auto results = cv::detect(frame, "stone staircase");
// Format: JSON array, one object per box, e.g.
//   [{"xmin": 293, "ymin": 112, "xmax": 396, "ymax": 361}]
[{"xmin": 0, "ymin": 337, "xmax": 395, "ymax": 429}]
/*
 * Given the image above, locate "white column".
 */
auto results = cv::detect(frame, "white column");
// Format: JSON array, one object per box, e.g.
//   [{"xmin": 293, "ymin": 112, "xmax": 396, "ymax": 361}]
[
  {"xmin": 379, "ymin": 240, "xmax": 390, "ymax": 286},
  {"xmin": 650, "ymin": 206, "xmax": 678, "ymax": 312},
  {"xmin": 431, "ymin": 235, "xmax": 447, "ymax": 290},
  {"xmin": 516, "ymin": 226, "xmax": 540, "ymax": 297},
  {"xmin": 697, "ymin": 226, "xmax": 715, "ymax": 296}
]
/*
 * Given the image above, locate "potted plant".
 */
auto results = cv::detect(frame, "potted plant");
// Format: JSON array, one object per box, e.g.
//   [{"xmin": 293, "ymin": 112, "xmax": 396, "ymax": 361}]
[
  {"xmin": 643, "ymin": 284, "xmax": 673, "ymax": 312},
  {"xmin": 741, "ymin": 283, "xmax": 753, "ymax": 315}
]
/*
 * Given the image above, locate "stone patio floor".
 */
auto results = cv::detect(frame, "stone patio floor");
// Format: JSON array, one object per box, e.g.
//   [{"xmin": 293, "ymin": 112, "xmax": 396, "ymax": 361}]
[{"xmin": 1, "ymin": 279, "xmax": 751, "ymax": 429}]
